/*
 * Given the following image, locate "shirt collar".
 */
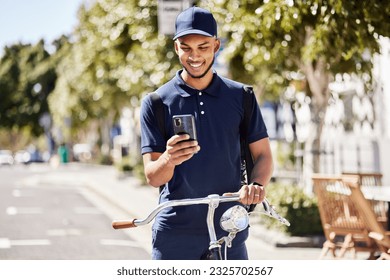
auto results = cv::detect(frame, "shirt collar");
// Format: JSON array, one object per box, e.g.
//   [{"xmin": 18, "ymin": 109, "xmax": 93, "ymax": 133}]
[{"xmin": 174, "ymin": 70, "xmax": 221, "ymax": 97}]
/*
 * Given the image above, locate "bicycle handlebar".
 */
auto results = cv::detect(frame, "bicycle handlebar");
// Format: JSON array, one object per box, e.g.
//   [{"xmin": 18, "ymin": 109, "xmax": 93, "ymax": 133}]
[
  {"xmin": 112, "ymin": 219, "xmax": 137, "ymax": 229},
  {"xmin": 112, "ymin": 194, "xmax": 290, "ymax": 229}
]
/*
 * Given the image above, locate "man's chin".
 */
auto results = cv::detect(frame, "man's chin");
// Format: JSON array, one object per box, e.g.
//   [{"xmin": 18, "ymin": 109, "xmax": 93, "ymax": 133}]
[
  {"xmin": 184, "ymin": 66, "xmax": 211, "ymax": 79},
  {"xmin": 189, "ymin": 72, "xmax": 207, "ymax": 79}
]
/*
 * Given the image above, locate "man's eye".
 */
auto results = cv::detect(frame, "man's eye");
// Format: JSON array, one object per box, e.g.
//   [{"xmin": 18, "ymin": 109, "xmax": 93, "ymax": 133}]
[{"xmin": 182, "ymin": 48, "xmax": 190, "ymax": 52}]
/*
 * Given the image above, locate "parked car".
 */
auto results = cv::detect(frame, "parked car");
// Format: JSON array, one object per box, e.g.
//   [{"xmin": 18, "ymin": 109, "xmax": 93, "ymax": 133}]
[
  {"xmin": 0, "ymin": 150, "xmax": 14, "ymax": 165},
  {"xmin": 14, "ymin": 148, "xmax": 44, "ymax": 164},
  {"xmin": 73, "ymin": 143, "xmax": 92, "ymax": 162},
  {"xmin": 14, "ymin": 150, "xmax": 29, "ymax": 164}
]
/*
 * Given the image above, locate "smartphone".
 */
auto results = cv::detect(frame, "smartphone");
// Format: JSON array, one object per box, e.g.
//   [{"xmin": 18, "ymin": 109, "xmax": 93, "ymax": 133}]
[{"xmin": 172, "ymin": 114, "xmax": 197, "ymax": 141}]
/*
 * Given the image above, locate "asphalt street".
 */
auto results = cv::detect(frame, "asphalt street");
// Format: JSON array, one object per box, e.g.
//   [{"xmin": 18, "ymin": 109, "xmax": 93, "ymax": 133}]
[
  {"xmin": 0, "ymin": 163, "xmax": 372, "ymax": 260},
  {"xmin": 0, "ymin": 164, "xmax": 149, "ymax": 259}
]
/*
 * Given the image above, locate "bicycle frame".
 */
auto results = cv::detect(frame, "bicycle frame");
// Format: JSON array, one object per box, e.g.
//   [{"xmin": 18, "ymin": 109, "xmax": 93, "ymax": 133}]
[{"xmin": 112, "ymin": 194, "xmax": 290, "ymax": 260}]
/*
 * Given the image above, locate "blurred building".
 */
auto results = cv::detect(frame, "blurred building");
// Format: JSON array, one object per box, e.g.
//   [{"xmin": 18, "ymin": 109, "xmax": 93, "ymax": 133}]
[{"xmin": 261, "ymin": 37, "xmax": 390, "ymax": 186}]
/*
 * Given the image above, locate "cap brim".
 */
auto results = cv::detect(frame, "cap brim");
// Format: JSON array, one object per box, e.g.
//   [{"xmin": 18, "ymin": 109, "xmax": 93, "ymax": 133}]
[{"xmin": 173, "ymin": 29, "xmax": 214, "ymax": 40}]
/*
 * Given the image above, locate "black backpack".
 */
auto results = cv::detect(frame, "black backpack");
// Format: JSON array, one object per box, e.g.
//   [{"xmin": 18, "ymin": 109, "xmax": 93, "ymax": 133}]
[{"xmin": 149, "ymin": 85, "xmax": 257, "ymax": 211}]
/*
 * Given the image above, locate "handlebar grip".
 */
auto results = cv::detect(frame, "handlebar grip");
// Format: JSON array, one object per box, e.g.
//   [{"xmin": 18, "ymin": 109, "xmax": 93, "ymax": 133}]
[{"xmin": 112, "ymin": 219, "xmax": 137, "ymax": 229}]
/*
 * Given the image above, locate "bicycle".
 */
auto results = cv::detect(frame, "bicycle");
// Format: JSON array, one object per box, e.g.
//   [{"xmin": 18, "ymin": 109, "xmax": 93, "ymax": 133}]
[{"xmin": 112, "ymin": 194, "xmax": 290, "ymax": 260}]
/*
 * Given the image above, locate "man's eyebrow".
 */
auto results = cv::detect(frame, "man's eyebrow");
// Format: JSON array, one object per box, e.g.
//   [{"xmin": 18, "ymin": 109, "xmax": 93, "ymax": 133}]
[
  {"xmin": 198, "ymin": 41, "xmax": 211, "ymax": 46},
  {"xmin": 179, "ymin": 41, "xmax": 211, "ymax": 47}
]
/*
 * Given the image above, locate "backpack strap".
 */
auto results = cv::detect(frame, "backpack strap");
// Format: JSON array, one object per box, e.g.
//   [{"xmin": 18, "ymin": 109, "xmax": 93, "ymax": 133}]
[
  {"xmin": 240, "ymin": 85, "xmax": 255, "ymax": 185},
  {"xmin": 150, "ymin": 92, "xmax": 167, "ymax": 140},
  {"xmin": 240, "ymin": 85, "xmax": 257, "ymax": 212},
  {"xmin": 149, "ymin": 92, "xmax": 166, "ymax": 193}
]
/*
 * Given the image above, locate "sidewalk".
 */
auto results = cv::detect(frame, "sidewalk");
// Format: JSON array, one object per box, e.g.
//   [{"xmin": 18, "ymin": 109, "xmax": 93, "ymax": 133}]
[{"xmin": 42, "ymin": 163, "xmax": 369, "ymax": 260}]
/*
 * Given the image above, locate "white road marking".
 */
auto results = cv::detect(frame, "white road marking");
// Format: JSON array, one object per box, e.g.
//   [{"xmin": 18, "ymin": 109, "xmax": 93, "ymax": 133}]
[
  {"xmin": 0, "ymin": 238, "xmax": 11, "ymax": 249},
  {"xmin": 6, "ymin": 207, "xmax": 43, "ymax": 215},
  {"xmin": 99, "ymin": 239, "xmax": 142, "ymax": 248},
  {"xmin": 12, "ymin": 189, "xmax": 21, "ymax": 197},
  {"xmin": 12, "ymin": 189, "xmax": 33, "ymax": 197},
  {"xmin": 0, "ymin": 238, "xmax": 51, "ymax": 249}
]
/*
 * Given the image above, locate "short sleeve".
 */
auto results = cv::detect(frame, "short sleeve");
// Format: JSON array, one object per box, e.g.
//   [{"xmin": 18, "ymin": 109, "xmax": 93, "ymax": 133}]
[{"xmin": 140, "ymin": 94, "xmax": 167, "ymax": 154}]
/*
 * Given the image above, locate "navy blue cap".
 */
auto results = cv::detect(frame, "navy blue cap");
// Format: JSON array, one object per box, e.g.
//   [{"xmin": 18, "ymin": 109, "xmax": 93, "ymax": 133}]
[{"xmin": 173, "ymin": 7, "xmax": 217, "ymax": 40}]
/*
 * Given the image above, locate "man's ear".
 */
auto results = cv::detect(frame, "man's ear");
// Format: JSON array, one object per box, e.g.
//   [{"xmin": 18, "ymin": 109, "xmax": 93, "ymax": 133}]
[
  {"xmin": 174, "ymin": 40, "xmax": 179, "ymax": 54},
  {"xmin": 214, "ymin": 39, "xmax": 221, "ymax": 53}
]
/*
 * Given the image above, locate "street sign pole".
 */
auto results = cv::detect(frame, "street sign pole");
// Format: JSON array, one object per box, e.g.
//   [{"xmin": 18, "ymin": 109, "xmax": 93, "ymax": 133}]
[{"xmin": 157, "ymin": 0, "xmax": 193, "ymax": 36}]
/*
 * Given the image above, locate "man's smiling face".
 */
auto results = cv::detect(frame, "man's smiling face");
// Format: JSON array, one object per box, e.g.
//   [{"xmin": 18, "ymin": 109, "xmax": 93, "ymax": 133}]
[{"xmin": 175, "ymin": 34, "xmax": 220, "ymax": 82}]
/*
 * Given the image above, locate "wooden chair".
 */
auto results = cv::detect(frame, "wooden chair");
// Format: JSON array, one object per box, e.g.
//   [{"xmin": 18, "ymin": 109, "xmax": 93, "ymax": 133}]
[
  {"xmin": 343, "ymin": 175, "xmax": 390, "ymax": 260},
  {"xmin": 379, "ymin": 249, "xmax": 390, "ymax": 260},
  {"xmin": 342, "ymin": 172, "xmax": 388, "ymax": 227},
  {"xmin": 312, "ymin": 174, "xmax": 377, "ymax": 259}
]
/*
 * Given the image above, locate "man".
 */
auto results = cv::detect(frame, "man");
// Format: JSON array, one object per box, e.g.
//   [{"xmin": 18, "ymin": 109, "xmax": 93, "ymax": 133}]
[{"xmin": 140, "ymin": 6, "xmax": 273, "ymax": 260}]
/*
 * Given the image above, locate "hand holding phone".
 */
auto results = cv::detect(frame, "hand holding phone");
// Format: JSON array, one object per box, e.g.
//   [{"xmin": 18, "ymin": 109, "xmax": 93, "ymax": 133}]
[
  {"xmin": 168, "ymin": 114, "xmax": 200, "ymax": 164},
  {"xmin": 172, "ymin": 114, "xmax": 197, "ymax": 141}
]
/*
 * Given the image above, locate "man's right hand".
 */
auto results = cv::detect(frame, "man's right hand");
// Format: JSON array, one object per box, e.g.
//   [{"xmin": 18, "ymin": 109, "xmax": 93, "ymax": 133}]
[
  {"xmin": 164, "ymin": 134, "xmax": 200, "ymax": 166},
  {"xmin": 142, "ymin": 134, "xmax": 200, "ymax": 187}
]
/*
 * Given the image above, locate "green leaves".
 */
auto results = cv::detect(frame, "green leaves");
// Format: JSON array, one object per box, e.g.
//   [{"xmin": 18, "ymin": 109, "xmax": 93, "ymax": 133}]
[
  {"xmin": 204, "ymin": 0, "xmax": 390, "ymax": 101},
  {"xmin": 48, "ymin": 0, "xmax": 179, "ymax": 134},
  {"xmin": 0, "ymin": 41, "xmax": 55, "ymax": 136}
]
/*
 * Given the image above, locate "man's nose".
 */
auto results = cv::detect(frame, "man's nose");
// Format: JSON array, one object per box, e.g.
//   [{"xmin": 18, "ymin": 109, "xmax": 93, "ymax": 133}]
[{"xmin": 188, "ymin": 50, "xmax": 200, "ymax": 60}]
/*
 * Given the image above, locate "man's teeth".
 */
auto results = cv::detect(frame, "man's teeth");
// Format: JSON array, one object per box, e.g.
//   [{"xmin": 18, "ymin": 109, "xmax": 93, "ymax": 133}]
[{"xmin": 190, "ymin": 63, "xmax": 202, "ymax": 68}]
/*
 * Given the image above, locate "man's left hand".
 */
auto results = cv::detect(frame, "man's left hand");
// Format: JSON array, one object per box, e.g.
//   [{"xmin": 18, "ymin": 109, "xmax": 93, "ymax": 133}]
[{"xmin": 223, "ymin": 183, "xmax": 265, "ymax": 205}]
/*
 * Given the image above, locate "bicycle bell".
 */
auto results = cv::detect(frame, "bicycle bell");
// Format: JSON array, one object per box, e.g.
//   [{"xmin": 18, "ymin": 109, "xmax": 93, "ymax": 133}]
[{"xmin": 220, "ymin": 205, "xmax": 249, "ymax": 233}]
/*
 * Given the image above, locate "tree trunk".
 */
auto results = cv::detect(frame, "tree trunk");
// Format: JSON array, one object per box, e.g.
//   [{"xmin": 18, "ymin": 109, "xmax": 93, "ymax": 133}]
[
  {"xmin": 99, "ymin": 111, "xmax": 115, "ymax": 156},
  {"xmin": 301, "ymin": 28, "xmax": 332, "ymax": 191},
  {"xmin": 303, "ymin": 103, "xmax": 327, "ymax": 193}
]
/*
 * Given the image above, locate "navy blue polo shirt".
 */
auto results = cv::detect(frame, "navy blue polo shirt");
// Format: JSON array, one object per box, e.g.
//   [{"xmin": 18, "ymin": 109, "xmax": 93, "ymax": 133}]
[{"xmin": 140, "ymin": 70, "xmax": 268, "ymax": 234}]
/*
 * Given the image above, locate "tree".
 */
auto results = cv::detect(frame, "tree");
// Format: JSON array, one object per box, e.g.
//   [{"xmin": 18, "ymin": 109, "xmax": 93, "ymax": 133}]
[
  {"xmin": 0, "ymin": 41, "xmax": 56, "ymax": 136},
  {"xmin": 201, "ymin": 0, "xmax": 390, "ymax": 173},
  {"xmin": 49, "ymin": 0, "xmax": 180, "ymax": 147}
]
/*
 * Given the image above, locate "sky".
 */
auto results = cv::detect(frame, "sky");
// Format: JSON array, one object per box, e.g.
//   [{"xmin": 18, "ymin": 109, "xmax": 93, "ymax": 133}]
[{"xmin": 0, "ymin": 0, "xmax": 87, "ymax": 50}]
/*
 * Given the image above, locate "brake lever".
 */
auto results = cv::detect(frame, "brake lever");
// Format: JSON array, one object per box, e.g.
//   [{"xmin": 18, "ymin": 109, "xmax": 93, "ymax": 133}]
[{"xmin": 250, "ymin": 198, "xmax": 291, "ymax": 226}]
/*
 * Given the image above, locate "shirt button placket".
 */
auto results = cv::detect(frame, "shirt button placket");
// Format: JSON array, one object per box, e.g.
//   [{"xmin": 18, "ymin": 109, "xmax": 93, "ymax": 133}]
[{"xmin": 199, "ymin": 92, "xmax": 205, "ymax": 115}]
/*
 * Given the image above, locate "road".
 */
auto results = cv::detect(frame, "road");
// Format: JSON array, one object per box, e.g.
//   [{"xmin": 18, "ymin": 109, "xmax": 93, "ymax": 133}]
[
  {"xmin": 0, "ymin": 164, "xmax": 149, "ymax": 260},
  {"xmin": 1, "ymin": 163, "xmax": 371, "ymax": 261}
]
